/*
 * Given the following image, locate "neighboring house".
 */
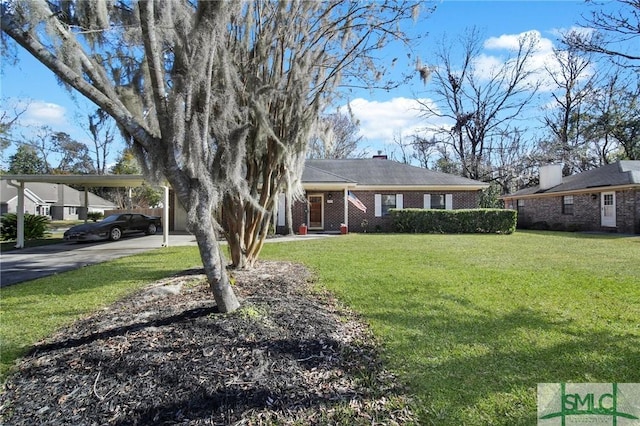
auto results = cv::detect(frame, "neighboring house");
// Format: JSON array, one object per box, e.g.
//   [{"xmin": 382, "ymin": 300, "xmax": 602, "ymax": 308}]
[
  {"xmin": 0, "ymin": 180, "xmax": 117, "ymax": 220},
  {"xmin": 274, "ymin": 156, "xmax": 489, "ymax": 233},
  {"xmin": 0, "ymin": 181, "xmax": 47, "ymax": 216},
  {"xmin": 502, "ymin": 161, "xmax": 640, "ymax": 234}
]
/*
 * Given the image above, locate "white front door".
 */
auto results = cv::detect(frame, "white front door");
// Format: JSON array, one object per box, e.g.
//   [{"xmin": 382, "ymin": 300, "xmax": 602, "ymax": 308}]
[{"xmin": 601, "ymin": 192, "xmax": 616, "ymax": 227}]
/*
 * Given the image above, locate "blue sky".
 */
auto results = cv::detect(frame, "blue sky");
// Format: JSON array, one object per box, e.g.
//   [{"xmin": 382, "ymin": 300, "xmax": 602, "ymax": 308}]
[{"xmin": 0, "ymin": 0, "xmax": 618, "ymax": 166}]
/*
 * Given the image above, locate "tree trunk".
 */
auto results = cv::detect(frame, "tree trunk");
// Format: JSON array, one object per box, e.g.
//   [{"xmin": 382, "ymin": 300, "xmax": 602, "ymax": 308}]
[
  {"xmin": 285, "ymin": 191, "xmax": 295, "ymax": 235},
  {"xmin": 222, "ymin": 192, "xmax": 247, "ymax": 269},
  {"xmin": 186, "ymin": 193, "xmax": 240, "ymax": 313}
]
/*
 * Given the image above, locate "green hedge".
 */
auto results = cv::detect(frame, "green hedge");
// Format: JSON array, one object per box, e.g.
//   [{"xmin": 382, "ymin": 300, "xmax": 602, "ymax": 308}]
[
  {"xmin": 0, "ymin": 213, "xmax": 51, "ymax": 241},
  {"xmin": 390, "ymin": 208, "xmax": 517, "ymax": 234}
]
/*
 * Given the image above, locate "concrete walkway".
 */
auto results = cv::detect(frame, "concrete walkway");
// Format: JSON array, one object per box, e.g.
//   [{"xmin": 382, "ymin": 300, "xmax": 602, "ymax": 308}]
[{"xmin": 0, "ymin": 233, "xmax": 335, "ymax": 288}]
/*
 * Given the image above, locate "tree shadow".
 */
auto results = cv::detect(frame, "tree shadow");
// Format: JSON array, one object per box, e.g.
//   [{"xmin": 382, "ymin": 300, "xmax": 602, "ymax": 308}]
[{"xmin": 2, "ymin": 289, "xmax": 404, "ymax": 425}]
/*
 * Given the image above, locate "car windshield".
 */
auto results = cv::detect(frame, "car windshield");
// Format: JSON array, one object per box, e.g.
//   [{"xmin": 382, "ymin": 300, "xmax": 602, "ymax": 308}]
[{"xmin": 101, "ymin": 215, "xmax": 121, "ymax": 223}]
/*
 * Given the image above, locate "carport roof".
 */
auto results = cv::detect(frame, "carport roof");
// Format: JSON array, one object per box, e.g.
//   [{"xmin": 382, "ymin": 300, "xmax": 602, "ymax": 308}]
[{"xmin": 0, "ymin": 174, "xmax": 149, "ymax": 187}]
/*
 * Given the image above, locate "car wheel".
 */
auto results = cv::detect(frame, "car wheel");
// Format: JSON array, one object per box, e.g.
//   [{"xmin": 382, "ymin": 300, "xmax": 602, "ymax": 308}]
[
  {"xmin": 109, "ymin": 227, "xmax": 122, "ymax": 241},
  {"xmin": 146, "ymin": 223, "xmax": 157, "ymax": 235}
]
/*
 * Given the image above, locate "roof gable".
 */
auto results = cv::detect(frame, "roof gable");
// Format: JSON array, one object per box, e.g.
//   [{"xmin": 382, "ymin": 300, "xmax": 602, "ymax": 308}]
[{"xmin": 0, "ymin": 181, "xmax": 45, "ymax": 204}]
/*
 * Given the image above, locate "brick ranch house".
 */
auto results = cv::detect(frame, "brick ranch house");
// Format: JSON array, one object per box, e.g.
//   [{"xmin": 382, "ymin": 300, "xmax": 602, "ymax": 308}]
[
  {"xmin": 502, "ymin": 161, "xmax": 640, "ymax": 234},
  {"xmin": 274, "ymin": 157, "xmax": 489, "ymax": 233}
]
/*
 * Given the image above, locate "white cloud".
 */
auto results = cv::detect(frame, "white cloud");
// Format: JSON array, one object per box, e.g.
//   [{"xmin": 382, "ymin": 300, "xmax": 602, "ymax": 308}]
[
  {"xmin": 20, "ymin": 100, "xmax": 68, "ymax": 128},
  {"xmin": 472, "ymin": 30, "xmax": 584, "ymax": 92},
  {"xmin": 338, "ymin": 97, "xmax": 447, "ymax": 147},
  {"xmin": 484, "ymin": 33, "xmax": 525, "ymax": 51}
]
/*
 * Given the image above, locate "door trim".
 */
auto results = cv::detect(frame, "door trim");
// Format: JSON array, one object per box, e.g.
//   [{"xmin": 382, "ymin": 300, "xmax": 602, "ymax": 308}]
[{"xmin": 600, "ymin": 191, "xmax": 616, "ymax": 228}]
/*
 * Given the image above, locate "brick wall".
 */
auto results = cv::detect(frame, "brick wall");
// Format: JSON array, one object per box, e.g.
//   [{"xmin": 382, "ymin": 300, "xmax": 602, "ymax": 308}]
[
  {"xmin": 508, "ymin": 189, "xmax": 640, "ymax": 234},
  {"xmin": 287, "ymin": 189, "xmax": 482, "ymax": 233},
  {"xmin": 618, "ymin": 189, "xmax": 640, "ymax": 234}
]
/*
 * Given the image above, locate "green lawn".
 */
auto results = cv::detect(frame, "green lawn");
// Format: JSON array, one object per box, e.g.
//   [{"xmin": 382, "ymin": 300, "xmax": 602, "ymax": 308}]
[
  {"xmin": 260, "ymin": 232, "xmax": 640, "ymax": 425},
  {"xmin": 1, "ymin": 231, "xmax": 639, "ymax": 425},
  {"xmin": 0, "ymin": 247, "xmax": 203, "ymax": 379}
]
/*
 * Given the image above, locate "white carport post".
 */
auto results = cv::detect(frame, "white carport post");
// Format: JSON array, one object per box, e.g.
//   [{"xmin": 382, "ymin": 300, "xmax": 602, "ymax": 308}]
[
  {"xmin": 7, "ymin": 180, "xmax": 25, "ymax": 249},
  {"xmin": 14, "ymin": 182, "xmax": 24, "ymax": 248},
  {"xmin": 161, "ymin": 185, "xmax": 169, "ymax": 247},
  {"xmin": 343, "ymin": 188, "xmax": 349, "ymax": 228},
  {"xmin": 83, "ymin": 187, "xmax": 89, "ymax": 223}
]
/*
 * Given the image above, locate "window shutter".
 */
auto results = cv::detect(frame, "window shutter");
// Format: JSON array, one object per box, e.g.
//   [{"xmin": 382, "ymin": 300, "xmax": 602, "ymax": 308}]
[
  {"xmin": 445, "ymin": 194, "xmax": 453, "ymax": 210},
  {"xmin": 374, "ymin": 194, "xmax": 382, "ymax": 217},
  {"xmin": 277, "ymin": 193, "xmax": 286, "ymax": 226},
  {"xmin": 423, "ymin": 194, "xmax": 431, "ymax": 209},
  {"xmin": 396, "ymin": 194, "xmax": 403, "ymax": 209}
]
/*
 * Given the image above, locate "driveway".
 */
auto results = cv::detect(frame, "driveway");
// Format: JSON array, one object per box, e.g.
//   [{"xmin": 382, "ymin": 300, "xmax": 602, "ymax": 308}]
[
  {"xmin": 0, "ymin": 234, "xmax": 198, "ymax": 288},
  {"xmin": 0, "ymin": 233, "xmax": 333, "ymax": 288}
]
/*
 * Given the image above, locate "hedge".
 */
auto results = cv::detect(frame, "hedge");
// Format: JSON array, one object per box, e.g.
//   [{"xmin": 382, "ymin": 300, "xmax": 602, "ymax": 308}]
[{"xmin": 390, "ymin": 208, "xmax": 517, "ymax": 234}]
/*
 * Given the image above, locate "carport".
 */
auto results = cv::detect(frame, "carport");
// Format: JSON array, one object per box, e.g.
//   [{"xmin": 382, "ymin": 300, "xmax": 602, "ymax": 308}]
[{"xmin": 0, "ymin": 174, "xmax": 171, "ymax": 249}]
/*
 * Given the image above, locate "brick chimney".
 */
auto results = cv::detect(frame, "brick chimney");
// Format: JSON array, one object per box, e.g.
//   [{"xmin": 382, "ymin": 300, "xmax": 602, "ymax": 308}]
[{"xmin": 372, "ymin": 150, "xmax": 387, "ymax": 160}]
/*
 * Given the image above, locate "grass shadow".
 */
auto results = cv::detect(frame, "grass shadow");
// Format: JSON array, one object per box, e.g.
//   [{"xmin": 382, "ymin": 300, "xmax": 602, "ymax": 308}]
[{"xmin": 368, "ymin": 295, "xmax": 640, "ymax": 425}]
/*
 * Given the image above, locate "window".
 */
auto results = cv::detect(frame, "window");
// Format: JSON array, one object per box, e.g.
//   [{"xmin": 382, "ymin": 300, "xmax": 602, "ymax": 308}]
[
  {"xmin": 562, "ymin": 195, "xmax": 574, "ymax": 215},
  {"xmin": 375, "ymin": 194, "xmax": 403, "ymax": 217},
  {"xmin": 431, "ymin": 194, "xmax": 445, "ymax": 209},
  {"xmin": 517, "ymin": 199, "xmax": 525, "ymax": 214},
  {"xmin": 381, "ymin": 194, "xmax": 396, "ymax": 216},
  {"xmin": 424, "ymin": 194, "xmax": 453, "ymax": 209},
  {"xmin": 68, "ymin": 206, "xmax": 78, "ymax": 215}
]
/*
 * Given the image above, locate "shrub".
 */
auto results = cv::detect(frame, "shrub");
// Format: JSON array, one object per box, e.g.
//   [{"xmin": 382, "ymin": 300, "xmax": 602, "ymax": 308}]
[
  {"xmin": 390, "ymin": 208, "xmax": 517, "ymax": 234},
  {"xmin": 0, "ymin": 213, "xmax": 50, "ymax": 241},
  {"xmin": 87, "ymin": 211, "xmax": 104, "ymax": 222}
]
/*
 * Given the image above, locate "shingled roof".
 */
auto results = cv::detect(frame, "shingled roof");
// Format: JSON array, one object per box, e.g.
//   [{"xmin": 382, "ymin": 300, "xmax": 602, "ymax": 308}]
[
  {"xmin": 0, "ymin": 181, "xmax": 116, "ymax": 208},
  {"xmin": 509, "ymin": 161, "xmax": 640, "ymax": 197},
  {"xmin": 302, "ymin": 159, "xmax": 487, "ymax": 188}
]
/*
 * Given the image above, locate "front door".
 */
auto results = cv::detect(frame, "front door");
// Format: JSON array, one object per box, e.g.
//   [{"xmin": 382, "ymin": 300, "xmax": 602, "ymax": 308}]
[
  {"xmin": 601, "ymin": 192, "xmax": 616, "ymax": 227},
  {"xmin": 308, "ymin": 194, "xmax": 323, "ymax": 230}
]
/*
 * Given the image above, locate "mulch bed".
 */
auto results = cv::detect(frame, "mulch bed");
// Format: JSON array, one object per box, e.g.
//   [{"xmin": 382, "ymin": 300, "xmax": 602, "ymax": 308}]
[{"xmin": 0, "ymin": 261, "xmax": 416, "ymax": 425}]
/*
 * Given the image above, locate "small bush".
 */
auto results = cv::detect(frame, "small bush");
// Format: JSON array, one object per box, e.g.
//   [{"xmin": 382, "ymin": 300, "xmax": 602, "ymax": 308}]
[
  {"xmin": 87, "ymin": 212, "xmax": 104, "ymax": 222},
  {"xmin": 0, "ymin": 213, "xmax": 50, "ymax": 241},
  {"xmin": 390, "ymin": 209, "xmax": 517, "ymax": 234}
]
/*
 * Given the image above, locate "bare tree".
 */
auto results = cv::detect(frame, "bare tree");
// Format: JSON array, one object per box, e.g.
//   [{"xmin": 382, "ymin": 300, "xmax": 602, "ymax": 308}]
[
  {"xmin": 0, "ymin": 99, "xmax": 27, "ymax": 164},
  {"xmin": 486, "ymin": 128, "xmax": 537, "ymax": 194},
  {"xmin": 389, "ymin": 130, "xmax": 412, "ymax": 164},
  {"xmin": 539, "ymin": 43, "xmax": 597, "ymax": 174},
  {"xmin": 307, "ymin": 112, "xmax": 365, "ymax": 159},
  {"xmin": 22, "ymin": 126, "xmax": 54, "ymax": 174},
  {"xmin": 565, "ymin": 0, "xmax": 640, "ymax": 67},
  {"xmin": 2, "ymin": 1, "xmax": 422, "ymax": 311},
  {"xmin": 583, "ymin": 71, "xmax": 640, "ymax": 161},
  {"xmin": 85, "ymin": 108, "xmax": 116, "ymax": 175},
  {"xmin": 416, "ymin": 28, "xmax": 540, "ymax": 180}
]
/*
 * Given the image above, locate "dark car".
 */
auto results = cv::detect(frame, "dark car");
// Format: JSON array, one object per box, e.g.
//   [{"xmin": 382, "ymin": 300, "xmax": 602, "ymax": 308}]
[{"xmin": 63, "ymin": 213, "xmax": 161, "ymax": 242}]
